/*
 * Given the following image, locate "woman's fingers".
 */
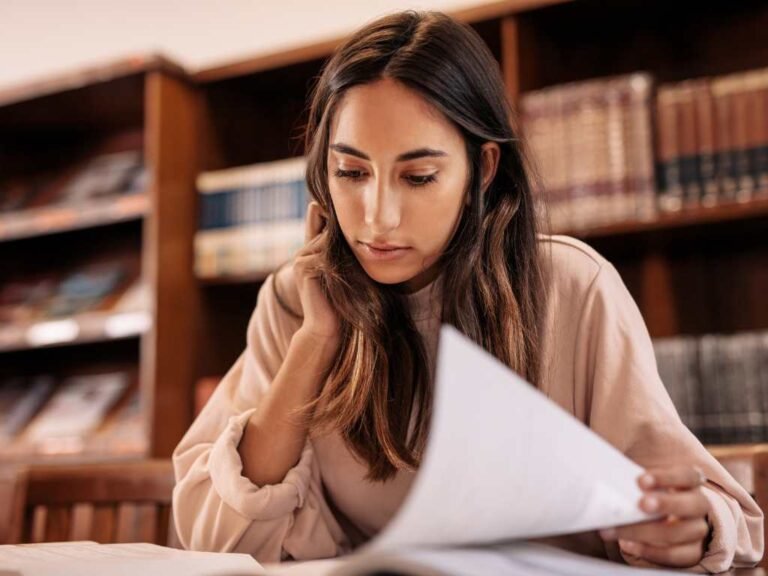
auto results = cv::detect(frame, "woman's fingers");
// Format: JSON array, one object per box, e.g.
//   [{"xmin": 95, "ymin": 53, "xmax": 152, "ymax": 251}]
[
  {"xmin": 601, "ymin": 517, "xmax": 710, "ymax": 547},
  {"xmin": 305, "ymin": 201, "xmax": 327, "ymax": 243},
  {"xmin": 618, "ymin": 539, "xmax": 704, "ymax": 568},
  {"xmin": 639, "ymin": 466, "xmax": 707, "ymax": 491},
  {"xmin": 637, "ymin": 488, "xmax": 709, "ymax": 518}
]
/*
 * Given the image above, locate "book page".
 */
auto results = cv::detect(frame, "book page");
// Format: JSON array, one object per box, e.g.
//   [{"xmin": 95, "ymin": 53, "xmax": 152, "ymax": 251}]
[
  {"xmin": 364, "ymin": 325, "xmax": 658, "ymax": 552},
  {"xmin": 265, "ymin": 543, "xmax": 684, "ymax": 576},
  {"xmin": 0, "ymin": 541, "xmax": 264, "ymax": 576}
]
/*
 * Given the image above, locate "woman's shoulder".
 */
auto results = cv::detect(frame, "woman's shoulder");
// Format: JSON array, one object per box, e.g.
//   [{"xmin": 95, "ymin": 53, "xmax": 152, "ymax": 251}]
[{"xmin": 536, "ymin": 233, "xmax": 609, "ymax": 292}]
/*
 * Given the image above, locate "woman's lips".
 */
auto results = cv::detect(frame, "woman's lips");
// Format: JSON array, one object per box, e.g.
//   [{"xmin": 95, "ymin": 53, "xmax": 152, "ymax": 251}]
[{"xmin": 360, "ymin": 242, "xmax": 412, "ymax": 261}]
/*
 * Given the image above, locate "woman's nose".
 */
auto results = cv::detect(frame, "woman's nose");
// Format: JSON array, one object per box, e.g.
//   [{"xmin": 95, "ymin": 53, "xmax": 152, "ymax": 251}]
[{"xmin": 364, "ymin": 181, "xmax": 401, "ymax": 235}]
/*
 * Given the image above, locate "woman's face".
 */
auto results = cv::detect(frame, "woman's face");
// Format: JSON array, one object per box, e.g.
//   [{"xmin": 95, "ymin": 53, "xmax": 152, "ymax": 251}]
[{"xmin": 327, "ymin": 77, "xmax": 470, "ymax": 292}]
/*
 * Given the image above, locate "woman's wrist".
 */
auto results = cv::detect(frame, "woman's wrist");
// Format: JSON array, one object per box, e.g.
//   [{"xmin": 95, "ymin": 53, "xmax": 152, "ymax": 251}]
[{"xmin": 292, "ymin": 327, "xmax": 341, "ymax": 363}]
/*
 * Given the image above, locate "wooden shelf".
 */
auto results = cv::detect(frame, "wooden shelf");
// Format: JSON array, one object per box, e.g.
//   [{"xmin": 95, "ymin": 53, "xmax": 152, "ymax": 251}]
[
  {"xmin": 0, "ymin": 310, "xmax": 151, "ymax": 353},
  {"xmin": 0, "ymin": 194, "xmax": 148, "ymax": 242},
  {"xmin": 560, "ymin": 196, "xmax": 768, "ymax": 240},
  {"xmin": 0, "ymin": 54, "xmax": 185, "ymax": 109},
  {"xmin": 0, "ymin": 445, "xmax": 147, "ymax": 467}
]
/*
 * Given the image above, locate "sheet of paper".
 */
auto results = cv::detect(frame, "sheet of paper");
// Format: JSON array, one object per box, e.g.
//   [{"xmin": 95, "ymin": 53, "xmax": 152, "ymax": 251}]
[
  {"xmin": 0, "ymin": 541, "xmax": 265, "ymax": 576},
  {"xmin": 365, "ymin": 325, "xmax": 658, "ymax": 552},
  {"xmin": 340, "ymin": 542, "xmax": 684, "ymax": 576}
]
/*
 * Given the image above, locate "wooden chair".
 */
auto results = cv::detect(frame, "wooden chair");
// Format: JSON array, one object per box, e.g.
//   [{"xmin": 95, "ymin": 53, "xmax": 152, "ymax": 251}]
[
  {"xmin": 8, "ymin": 459, "xmax": 178, "ymax": 546},
  {"xmin": 0, "ymin": 465, "xmax": 25, "ymax": 544}
]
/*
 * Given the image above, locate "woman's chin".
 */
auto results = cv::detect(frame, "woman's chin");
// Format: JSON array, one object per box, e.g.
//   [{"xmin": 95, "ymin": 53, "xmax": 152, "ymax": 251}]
[{"xmin": 358, "ymin": 262, "xmax": 417, "ymax": 286}]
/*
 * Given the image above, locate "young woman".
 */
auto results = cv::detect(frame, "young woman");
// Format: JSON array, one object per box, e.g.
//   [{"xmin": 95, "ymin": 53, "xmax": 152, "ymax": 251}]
[{"xmin": 172, "ymin": 11, "xmax": 763, "ymax": 571}]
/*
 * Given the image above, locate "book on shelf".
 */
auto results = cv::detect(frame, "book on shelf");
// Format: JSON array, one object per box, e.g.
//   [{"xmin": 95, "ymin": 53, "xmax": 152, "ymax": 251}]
[
  {"xmin": 520, "ymin": 73, "xmax": 656, "ymax": 233},
  {"xmin": 56, "ymin": 149, "xmax": 145, "ymax": 204},
  {"xmin": 653, "ymin": 330, "xmax": 768, "ymax": 445},
  {"xmin": 0, "ymin": 254, "xmax": 147, "ymax": 350},
  {"xmin": 19, "ymin": 371, "xmax": 130, "ymax": 455},
  {"xmin": 0, "ymin": 149, "xmax": 145, "ymax": 217},
  {"xmin": 656, "ymin": 70, "xmax": 768, "ymax": 211},
  {"xmin": 0, "ymin": 375, "xmax": 55, "ymax": 440},
  {"xmin": 195, "ymin": 156, "xmax": 308, "ymax": 278},
  {"xmin": 87, "ymin": 385, "xmax": 146, "ymax": 456}
]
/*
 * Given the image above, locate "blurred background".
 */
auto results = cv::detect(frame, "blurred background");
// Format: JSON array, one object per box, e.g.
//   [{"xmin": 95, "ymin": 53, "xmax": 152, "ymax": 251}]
[{"xmin": 0, "ymin": 0, "xmax": 766, "ymax": 556}]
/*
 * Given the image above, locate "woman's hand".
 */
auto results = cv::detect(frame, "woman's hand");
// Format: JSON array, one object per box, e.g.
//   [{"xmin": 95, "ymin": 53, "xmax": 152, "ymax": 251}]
[
  {"xmin": 294, "ymin": 201, "xmax": 340, "ymax": 347},
  {"xmin": 600, "ymin": 466, "xmax": 712, "ymax": 568}
]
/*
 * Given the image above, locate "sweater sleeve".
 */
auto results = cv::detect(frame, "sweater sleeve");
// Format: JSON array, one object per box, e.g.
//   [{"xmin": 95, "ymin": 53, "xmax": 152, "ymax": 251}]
[
  {"xmin": 576, "ymin": 260, "xmax": 764, "ymax": 573},
  {"xmin": 171, "ymin": 273, "xmax": 351, "ymax": 563}
]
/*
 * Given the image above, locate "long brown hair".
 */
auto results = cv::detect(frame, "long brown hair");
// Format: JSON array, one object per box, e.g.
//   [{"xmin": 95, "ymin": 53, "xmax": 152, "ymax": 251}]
[{"xmin": 282, "ymin": 10, "xmax": 545, "ymax": 482}]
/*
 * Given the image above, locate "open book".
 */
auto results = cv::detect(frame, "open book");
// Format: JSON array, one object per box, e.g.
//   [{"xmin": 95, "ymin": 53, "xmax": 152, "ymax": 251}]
[{"xmin": 265, "ymin": 325, "xmax": 680, "ymax": 576}]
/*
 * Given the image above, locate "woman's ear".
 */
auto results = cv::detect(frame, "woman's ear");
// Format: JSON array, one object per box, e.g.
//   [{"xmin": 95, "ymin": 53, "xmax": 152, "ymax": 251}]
[{"xmin": 480, "ymin": 142, "xmax": 501, "ymax": 195}]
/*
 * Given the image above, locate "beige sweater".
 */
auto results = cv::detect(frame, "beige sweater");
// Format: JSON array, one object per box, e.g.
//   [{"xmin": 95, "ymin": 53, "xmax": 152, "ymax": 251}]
[{"xmin": 172, "ymin": 234, "xmax": 764, "ymax": 572}]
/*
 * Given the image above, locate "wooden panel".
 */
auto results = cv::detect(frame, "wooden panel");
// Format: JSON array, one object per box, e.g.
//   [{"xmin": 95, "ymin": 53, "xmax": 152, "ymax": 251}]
[
  {"xmin": 29, "ymin": 507, "xmax": 45, "ymax": 543},
  {"xmin": 115, "ymin": 503, "xmax": 138, "ymax": 542},
  {"xmin": 24, "ymin": 461, "xmax": 175, "ymax": 506},
  {"xmin": 143, "ymin": 72, "xmax": 202, "ymax": 457},
  {"xmin": 135, "ymin": 503, "xmax": 158, "ymax": 543},
  {"xmin": 756, "ymin": 451, "xmax": 768, "ymax": 568},
  {"xmin": 501, "ymin": 15, "xmax": 540, "ymax": 105},
  {"xmin": 69, "ymin": 504, "xmax": 93, "ymax": 541},
  {"xmin": 157, "ymin": 504, "xmax": 174, "ymax": 547},
  {"xmin": 91, "ymin": 504, "xmax": 116, "ymax": 543},
  {"xmin": 0, "ymin": 467, "xmax": 24, "ymax": 544},
  {"xmin": 43, "ymin": 506, "xmax": 70, "ymax": 542}
]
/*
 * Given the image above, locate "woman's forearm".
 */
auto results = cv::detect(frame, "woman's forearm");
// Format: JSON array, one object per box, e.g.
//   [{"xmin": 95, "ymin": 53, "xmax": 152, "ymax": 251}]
[{"xmin": 238, "ymin": 328, "xmax": 338, "ymax": 486}]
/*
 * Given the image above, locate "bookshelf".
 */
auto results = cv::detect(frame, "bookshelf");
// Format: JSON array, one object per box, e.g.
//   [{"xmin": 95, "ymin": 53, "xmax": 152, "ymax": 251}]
[
  {"xmin": 0, "ymin": 55, "xmax": 201, "ymax": 464},
  {"xmin": 1, "ymin": 0, "xmax": 765, "ymax": 559}
]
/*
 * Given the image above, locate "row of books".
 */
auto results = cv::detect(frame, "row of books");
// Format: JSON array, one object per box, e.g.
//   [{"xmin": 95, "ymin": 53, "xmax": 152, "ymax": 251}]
[
  {"xmin": 656, "ymin": 69, "xmax": 768, "ymax": 211},
  {"xmin": 0, "ymin": 149, "xmax": 146, "ymax": 215},
  {"xmin": 521, "ymin": 73, "xmax": 656, "ymax": 232},
  {"xmin": 520, "ymin": 66, "xmax": 768, "ymax": 233},
  {"xmin": 195, "ymin": 157, "xmax": 308, "ymax": 278},
  {"xmin": 0, "ymin": 257, "xmax": 148, "ymax": 350},
  {"xmin": 0, "ymin": 370, "xmax": 144, "ymax": 458},
  {"xmin": 654, "ymin": 330, "xmax": 768, "ymax": 445}
]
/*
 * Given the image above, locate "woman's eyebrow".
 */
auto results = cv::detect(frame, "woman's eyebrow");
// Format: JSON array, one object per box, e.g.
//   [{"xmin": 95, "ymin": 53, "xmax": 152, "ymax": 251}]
[{"xmin": 330, "ymin": 143, "xmax": 448, "ymax": 162}]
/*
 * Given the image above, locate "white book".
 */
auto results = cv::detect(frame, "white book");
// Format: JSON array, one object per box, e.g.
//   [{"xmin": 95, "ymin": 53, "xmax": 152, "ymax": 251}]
[{"xmin": 0, "ymin": 541, "xmax": 263, "ymax": 576}]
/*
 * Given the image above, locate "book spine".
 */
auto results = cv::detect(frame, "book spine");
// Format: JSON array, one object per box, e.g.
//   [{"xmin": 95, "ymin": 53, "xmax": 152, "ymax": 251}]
[
  {"xmin": 677, "ymin": 83, "xmax": 702, "ymax": 207},
  {"xmin": 712, "ymin": 77, "xmax": 739, "ymax": 202},
  {"xmin": 732, "ymin": 74, "xmax": 756, "ymax": 201},
  {"xmin": 693, "ymin": 79, "xmax": 720, "ymax": 206},
  {"xmin": 655, "ymin": 86, "xmax": 684, "ymax": 212},
  {"xmin": 626, "ymin": 74, "xmax": 656, "ymax": 221},
  {"xmin": 748, "ymin": 70, "xmax": 768, "ymax": 195},
  {"xmin": 604, "ymin": 78, "xmax": 628, "ymax": 224}
]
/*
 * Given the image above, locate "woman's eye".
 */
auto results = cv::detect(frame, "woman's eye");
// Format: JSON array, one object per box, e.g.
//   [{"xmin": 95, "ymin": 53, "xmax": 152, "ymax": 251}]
[
  {"xmin": 334, "ymin": 168, "xmax": 366, "ymax": 181},
  {"xmin": 405, "ymin": 174, "xmax": 437, "ymax": 187}
]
